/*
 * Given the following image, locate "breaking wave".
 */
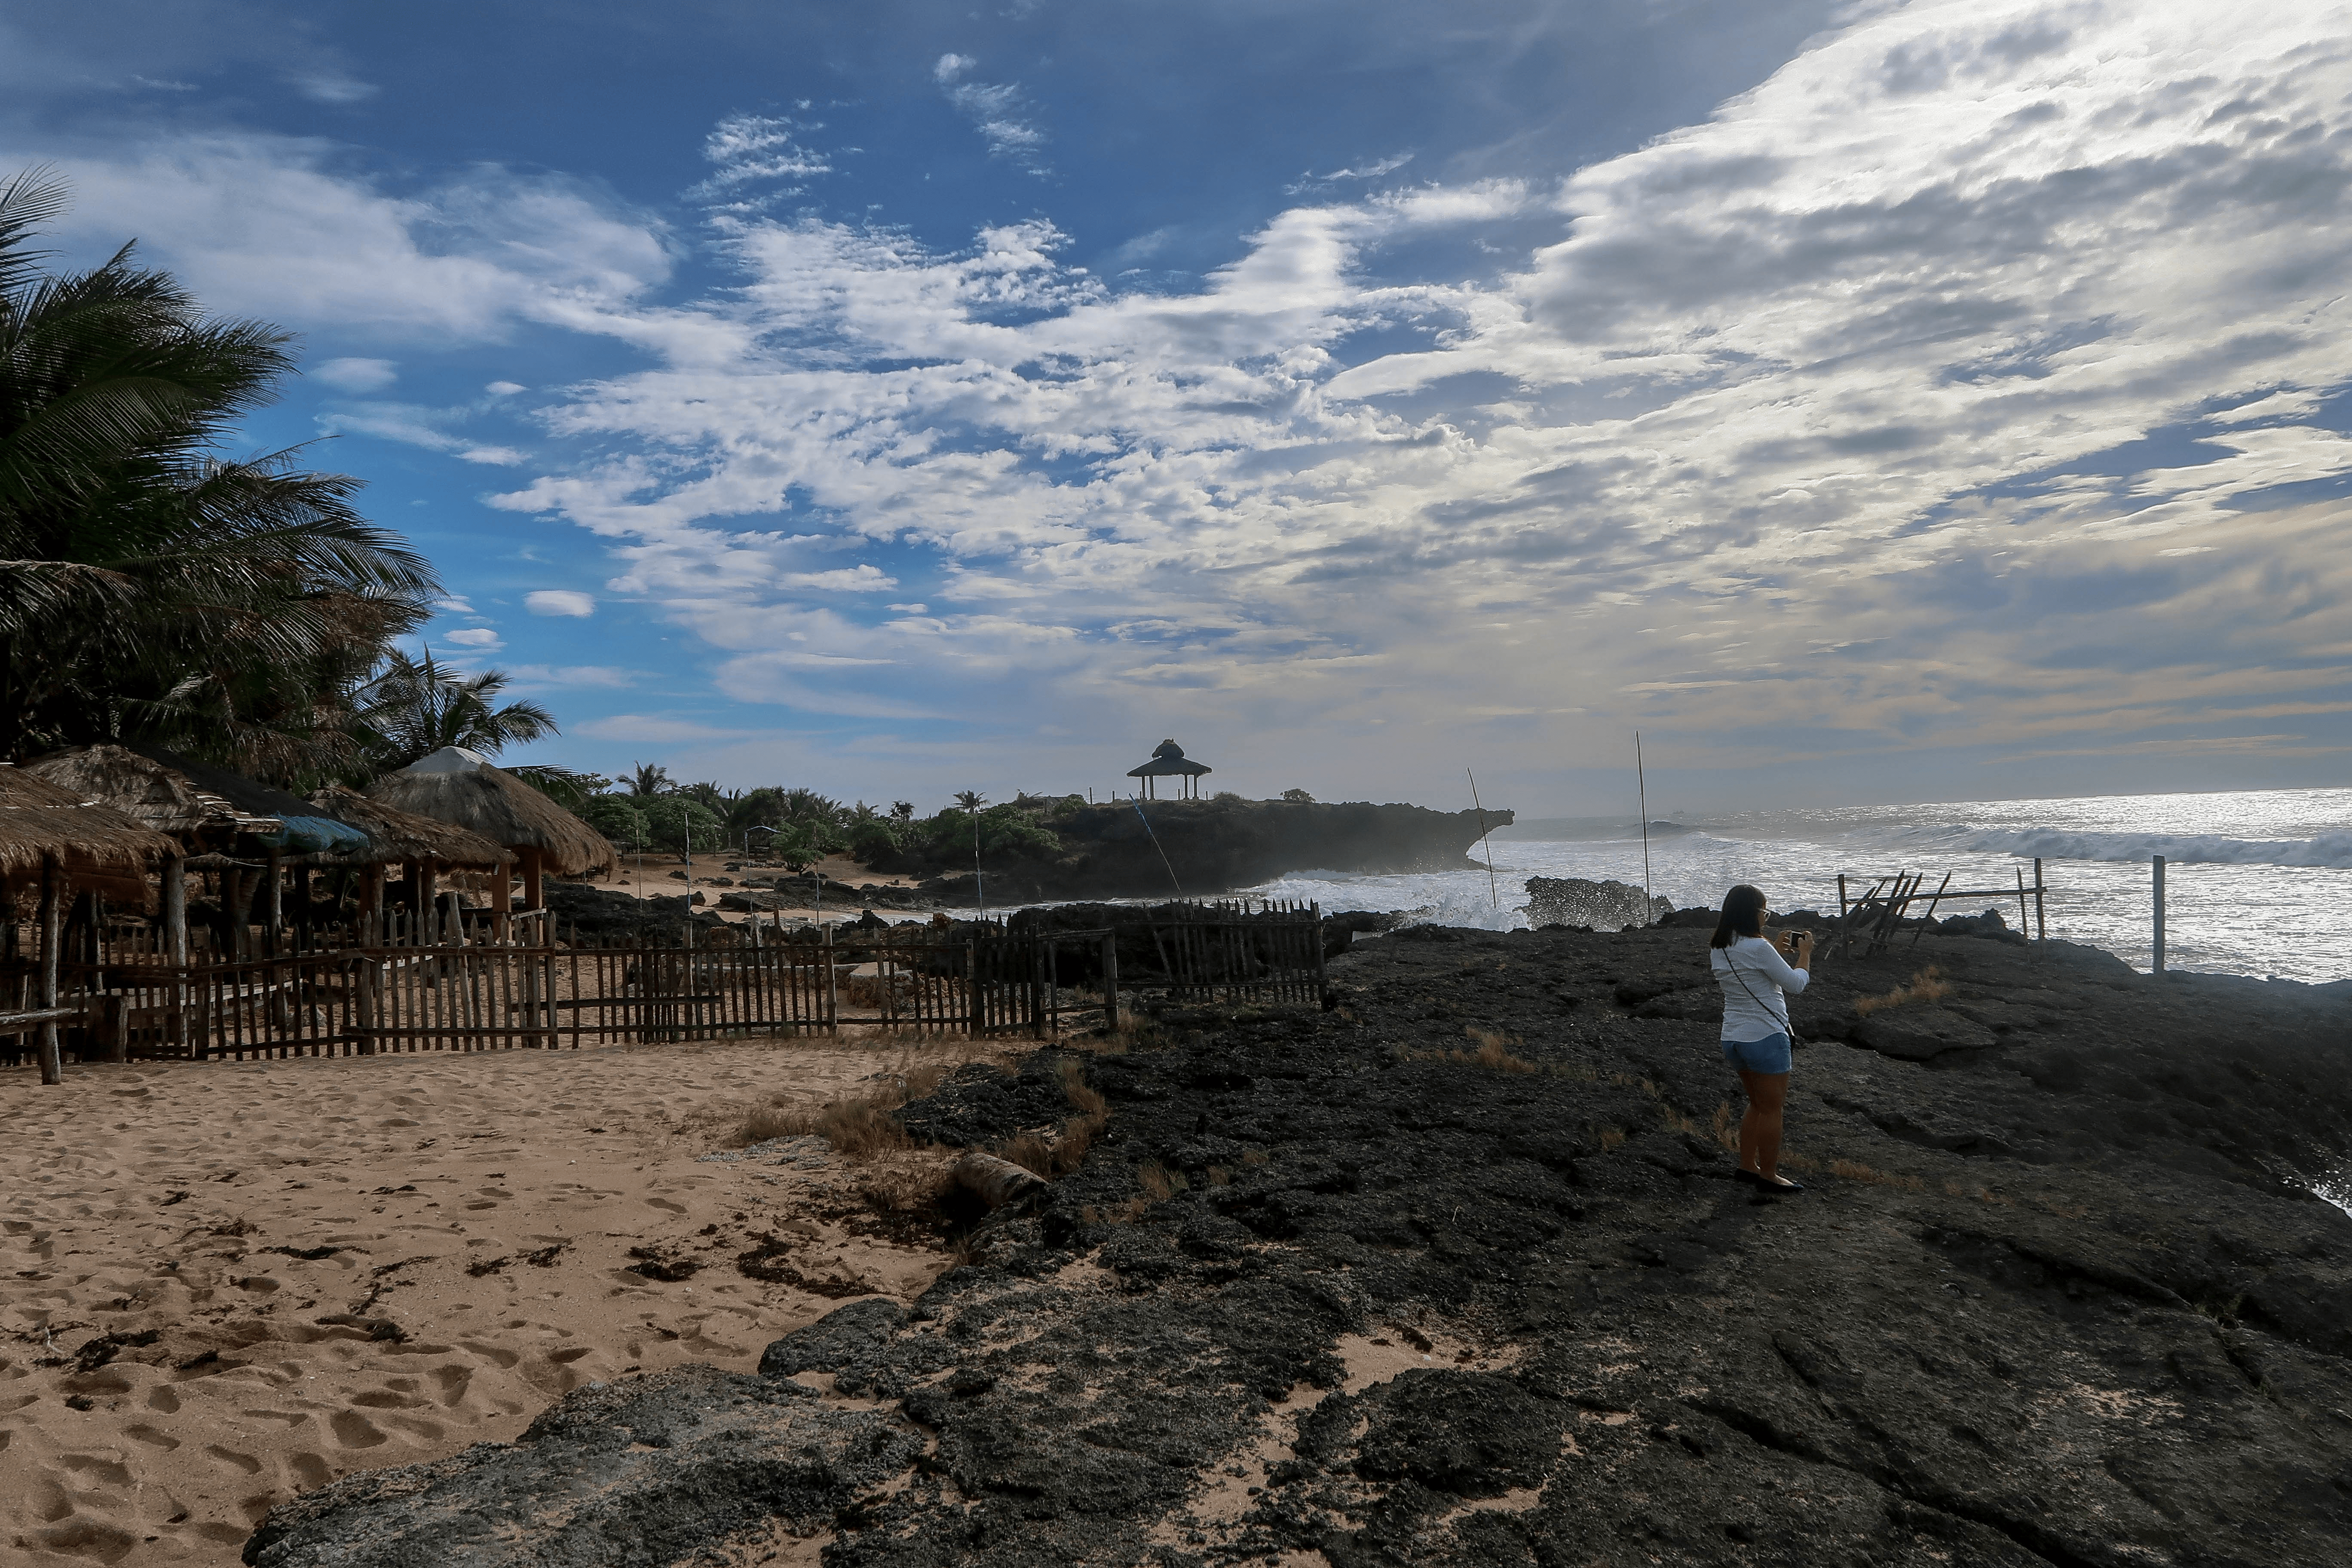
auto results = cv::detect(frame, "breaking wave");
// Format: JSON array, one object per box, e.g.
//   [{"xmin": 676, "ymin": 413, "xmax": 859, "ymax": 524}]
[{"xmin": 1892, "ymin": 827, "xmax": 2352, "ymax": 870}]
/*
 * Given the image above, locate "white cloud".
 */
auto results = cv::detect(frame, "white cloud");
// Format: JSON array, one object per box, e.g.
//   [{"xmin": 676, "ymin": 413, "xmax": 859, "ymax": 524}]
[
  {"xmin": 443, "ymin": 627, "xmax": 504, "ymax": 649},
  {"xmin": 487, "ymin": 380, "xmax": 527, "ymax": 396},
  {"xmin": 312, "ymin": 356, "xmax": 397, "ymax": 392},
  {"xmin": 504, "ymin": 664, "xmax": 639, "ymax": 688},
  {"xmin": 319, "ymin": 403, "xmax": 527, "ymax": 465},
  {"xmin": 524, "ymin": 590, "xmax": 597, "ymax": 617},
  {"xmin": 689, "ymin": 112, "xmax": 833, "ymax": 205},
  {"xmin": 1286, "ymin": 152, "xmax": 1414, "ymax": 193},
  {"xmin": 575, "ymin": 715, "xmax": 749, "ymax": 741},
  {"xmin": 31, "ymin": 134, "xmax": 671, "ymax": 344},
  {"xmin": 490, "ymin": 5, "xmax": 2352, "ymax": 787},
  {"xmin": 932, "ymin": 54, "xmax": 1049, "ymax": 174},
  {"xmin": 288, "ymin": 70, "xmax": 376, "ymax": 104}
]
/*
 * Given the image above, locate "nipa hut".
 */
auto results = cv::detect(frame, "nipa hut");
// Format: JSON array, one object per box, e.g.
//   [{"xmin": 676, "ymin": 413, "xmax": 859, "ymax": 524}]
[
  {"xmin": 0, "ymin": 765, "xmax": 181, "ymax": 1083},
  {"xmin": 365, "ymin": 747, "xmax": 616, "ymax": 913},
  {"xmin": 26, "ymin": 744, "xmax": 373, "ymax": 956},
  {"xmin": 309, "ymin": 784, "xmax": 517, "ymax": 940}
]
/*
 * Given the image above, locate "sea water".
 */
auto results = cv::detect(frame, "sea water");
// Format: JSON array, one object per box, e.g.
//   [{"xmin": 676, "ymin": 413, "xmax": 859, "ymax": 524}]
[{"xmin": 1248, "ymin": 788, "xmax": 2352, "ymax": 984}]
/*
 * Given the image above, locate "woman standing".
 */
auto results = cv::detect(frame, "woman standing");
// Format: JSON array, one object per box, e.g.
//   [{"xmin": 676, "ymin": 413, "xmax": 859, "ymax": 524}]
[{"xmin": 1710, "ymin": 884, "xmax": 1813, "ymax": 1193}]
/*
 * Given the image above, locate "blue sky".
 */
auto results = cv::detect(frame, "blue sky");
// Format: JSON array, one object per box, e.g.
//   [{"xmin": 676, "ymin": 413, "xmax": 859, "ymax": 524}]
[{"xmin": 7, "ymin": 0, "xmax": 2352, "ymax": 815}]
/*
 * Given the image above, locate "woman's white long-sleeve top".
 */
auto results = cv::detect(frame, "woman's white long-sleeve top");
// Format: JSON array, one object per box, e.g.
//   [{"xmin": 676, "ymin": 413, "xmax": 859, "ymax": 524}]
[{"xmin": 1710, "ymin": 936, "xmax": 1809, "ymax": 1041}]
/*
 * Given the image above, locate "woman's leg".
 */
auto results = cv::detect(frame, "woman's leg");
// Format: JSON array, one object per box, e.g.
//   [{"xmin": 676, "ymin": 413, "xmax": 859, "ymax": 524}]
[{"xmin": 1736, "ymin": 1068, "xmax": 1790, "ymax": 1179}]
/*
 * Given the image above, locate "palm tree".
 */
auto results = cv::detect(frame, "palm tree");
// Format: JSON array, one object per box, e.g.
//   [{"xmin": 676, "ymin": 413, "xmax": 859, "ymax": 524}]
[
  {"xmin": 0, "ymin": 169, "xmax": 439, "ymax": 777},
  {"xmin": 625, "ymin": 762, "xmax": 673, "ymax": 798},
  {"xmin": 952, "ymin": 790, "xmax": 987, "ymax": 814},
  {"xmin": 351, "ymin": 647, "xmax": 556, "ymax": 774}
]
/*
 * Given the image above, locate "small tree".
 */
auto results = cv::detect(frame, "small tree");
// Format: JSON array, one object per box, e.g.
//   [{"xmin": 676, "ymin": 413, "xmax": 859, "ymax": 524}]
[{"xmin": 1281, "ymin": 787, "xmax": 1314, "ymax": 803}]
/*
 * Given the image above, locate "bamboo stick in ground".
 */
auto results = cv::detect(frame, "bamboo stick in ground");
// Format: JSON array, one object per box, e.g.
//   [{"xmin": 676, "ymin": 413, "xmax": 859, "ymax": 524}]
[{"xmin": 37, "ymin": 857, "xmax": 62, "ymax": 1085}]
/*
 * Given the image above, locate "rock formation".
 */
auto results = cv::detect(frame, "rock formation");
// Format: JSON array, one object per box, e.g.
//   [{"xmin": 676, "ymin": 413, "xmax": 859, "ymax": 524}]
[{"xmin": 248, "ymin": 925, "xmax": 2352, "ymax": 1567}]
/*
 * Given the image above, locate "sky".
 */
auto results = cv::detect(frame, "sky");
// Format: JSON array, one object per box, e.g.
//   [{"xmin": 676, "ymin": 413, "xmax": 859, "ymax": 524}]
[{"xmin": 6, "ymin": 0, "xmax": 2352, "ymax": 817}]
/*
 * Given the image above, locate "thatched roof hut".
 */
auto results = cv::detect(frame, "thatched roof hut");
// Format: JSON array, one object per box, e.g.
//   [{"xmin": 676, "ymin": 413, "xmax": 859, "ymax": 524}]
[
  {"xmin": 24, "ymin": 744, "xmax": 369, "ymax": 856},
  {"xmin": 0, "ymin": 764, "xmax": 181, "ymax": 904},
  {"xmin": 366, "ymin": 749, "xmax": 616, "ymax": 892},
  {"xmin": 309, "ymin": 785, "xmax": 515, "ymax": 870}
]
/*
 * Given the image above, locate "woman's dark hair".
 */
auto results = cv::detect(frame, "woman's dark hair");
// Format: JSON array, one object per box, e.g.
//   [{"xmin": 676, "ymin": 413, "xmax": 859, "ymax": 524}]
[{"xmin": 1711, "ymin": 884, "xmax": 1767, "ymax": 949}]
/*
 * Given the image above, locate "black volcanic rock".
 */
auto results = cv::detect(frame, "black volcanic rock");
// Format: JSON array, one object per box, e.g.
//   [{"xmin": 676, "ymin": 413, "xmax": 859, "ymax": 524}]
[{"xmin": 249, "ymin": 926, "xmax": 2352, "ymax": 1568}]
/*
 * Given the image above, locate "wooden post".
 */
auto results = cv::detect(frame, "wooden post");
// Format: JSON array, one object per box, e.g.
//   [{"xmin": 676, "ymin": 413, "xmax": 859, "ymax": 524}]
[
  {"xmin": 358, "ymin": 865, "xmax": 383, "ymax": 946},
  {"xmin": 2013, "ymin": 866, "xmax": 2030, "ymax": 945},
  {"xmin": 99, "ymin": 994, "xmax": 128, "ymax": 1063},
  {"xmin": 488, "ymin": 854, "xmax": 512, "ymax": 943},
  {"xmin": 2033, "ymin": 858, "xmax": 2047, "ymax": 942},
  {"xmin": 356, "ymin": 955, "xmax": 380, "ymax": 1055},
  {"xmin": 163, "ymin": 854, "xmax": 188, "ymax": 1054},
  {"xmin": 2152, "ymin": 855, "xmax": 2166, "ymax": 974},
  {"xmin": 1100, "ymin": 930, "xmax": 1119, "ymax": 1033},
  {"xmin": 1837, "ymin": 874, "xmax": 1850, "ymax": 960},
  {"xmin": 822, "ymin": 922, "xmax": 839, "ymax": 1037},
  {"xmin": 520, "ymin": 847, "xmax": 544, "ymax": 912},
  {"xmin": 1311, "ymin": 900, "xmax": 1328, "ymax": 1004},
  {"xmin": 264, "ymin": 850, "xmax": 284, "ymax": 953},
  {"xmin": 37, "ymin": 857, "xmax": 63, "ymax": 1085}
]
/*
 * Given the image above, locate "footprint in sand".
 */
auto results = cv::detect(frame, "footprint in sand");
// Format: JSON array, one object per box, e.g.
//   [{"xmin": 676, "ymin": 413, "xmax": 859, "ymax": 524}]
[
  {"xmin": 432, "ymin": 1365, "xmax": 472, "ymax": 1406},
  {"xmin": 289, "ymin": 1451, "xmax": 333, "ymax": 1490},
  {"xmin": 124, "ymin": 1423, "xmax": 180, "ymax": 1450},
  {"xmin": 206, "ymin": 1443, "xmax": 264, "ymax": 1474},
  {"xmin": 330, "ymin": 1410, "xmax": 388, "ymax": 1449}
]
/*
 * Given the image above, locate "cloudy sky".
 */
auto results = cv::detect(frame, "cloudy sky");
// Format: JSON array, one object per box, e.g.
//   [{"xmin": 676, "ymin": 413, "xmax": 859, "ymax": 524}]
[{"xmin": 8, "ymin": 0, "xmax": 2350, "ymax": 815}]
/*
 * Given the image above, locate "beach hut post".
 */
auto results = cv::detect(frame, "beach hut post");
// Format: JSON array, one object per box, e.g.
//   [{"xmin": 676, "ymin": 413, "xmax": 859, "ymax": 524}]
[
  {"xmin": 37, "ymin": 855, "xmax": 62, "ymax": 1085},
  {"xmin": 520, "ymin": 847, "xmax": 544, "ymax": 912},
  {"xmin": 263, "ymin": 849, "xmax": 285, "ymax": 952},
  {"xmin": 163, "ymin": 854, "xmax": 189, "ymax": 1053},
  {"xmin": 487, "ymin": 851, "xmax": 512, "ymax": 942}
]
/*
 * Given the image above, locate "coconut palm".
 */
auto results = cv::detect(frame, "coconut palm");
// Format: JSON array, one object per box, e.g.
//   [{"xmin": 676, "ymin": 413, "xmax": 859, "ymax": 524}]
[
  {"xmin": 624, "ymin": 762, "xmax": 674, "ymax": 798},
  {"xmin": 351, "ymin": 648, "xmax": 557, "ymax": 775},
  {"xmin": 0, "ymin": 168, "xmax": 440, "ymax": 776}
]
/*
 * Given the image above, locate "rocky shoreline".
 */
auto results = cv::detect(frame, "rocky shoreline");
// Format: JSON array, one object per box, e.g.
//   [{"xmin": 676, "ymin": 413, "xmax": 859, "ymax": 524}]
[{"xmin": 247, "ymin": 924, "xmax": 2352, "ymax": 1566}]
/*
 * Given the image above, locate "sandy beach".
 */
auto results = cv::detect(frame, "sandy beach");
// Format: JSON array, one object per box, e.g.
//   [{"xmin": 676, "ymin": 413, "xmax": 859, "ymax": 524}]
[{"xmin": 0, "ymin": 1032, "xmax": 1004, "ymax": 1568}]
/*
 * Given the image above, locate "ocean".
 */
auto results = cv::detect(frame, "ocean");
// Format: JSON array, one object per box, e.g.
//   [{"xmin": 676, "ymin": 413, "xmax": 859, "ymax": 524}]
[{"xmin": 1248, "ymin": 788, "xmax": 2352, "ymax": 985}]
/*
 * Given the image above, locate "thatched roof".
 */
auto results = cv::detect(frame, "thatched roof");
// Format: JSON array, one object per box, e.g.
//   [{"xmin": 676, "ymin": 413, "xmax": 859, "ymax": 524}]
[
  {"xmin": 310, "ymin": 785, "xmax": 515, "ymax": 869},
  {"xmin": 0, "ymin": 764, "xmax": 181, "ymax": 900},
  {"xmin": 366, "ymin": 748, "xmax": 616, "ymax": 877},
  {"xmin": 1127, "ymin": 737, "xmax": 1213, "ymax": 778},
  {"xmin": 24, "ymin": 744, "xmax": 371, "ymax": 855}
]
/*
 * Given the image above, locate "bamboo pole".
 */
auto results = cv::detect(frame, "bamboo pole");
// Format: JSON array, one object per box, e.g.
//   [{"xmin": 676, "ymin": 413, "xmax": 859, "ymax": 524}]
[{"xmin": 37, "ymin": 857, "xmax": 63, "ymax": 1085}]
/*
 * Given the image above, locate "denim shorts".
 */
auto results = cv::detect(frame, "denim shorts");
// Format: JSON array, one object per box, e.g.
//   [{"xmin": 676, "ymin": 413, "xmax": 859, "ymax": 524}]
[{"xmin": 1721, "ymin": 1032, "xmax": 1792, "ymax": 1075}]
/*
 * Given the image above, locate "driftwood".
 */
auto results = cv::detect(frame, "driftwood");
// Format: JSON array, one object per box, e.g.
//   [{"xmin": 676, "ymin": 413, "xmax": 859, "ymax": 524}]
[{"xmin": 951, "ymin": 1150, "xmax": 1047, "ymax": 1210}]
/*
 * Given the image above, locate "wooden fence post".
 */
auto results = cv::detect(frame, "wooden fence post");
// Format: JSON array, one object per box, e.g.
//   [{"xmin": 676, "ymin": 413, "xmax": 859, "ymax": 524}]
[
  {"xmin": 37, "ymin": 856, "xmax": 62, "ymax": 1085},
  {"xmin": 2152, "ymin": 855, "xmax": 2166, "ymax": 974},
  {"xmin": 1100, "ymin": 931, "xmax": 1119, "ymax": 1033},
  {"xmin": 1311, "ymin": 901, "xmax": 1327, "ymax": 1003},
  {"xmin": 99, "ymin": 994, "xmax": 128, "ymax": 1063},
  {"xmin": 823, "ymin": 923, "xmax": 839, "ymax": 1037},
  {"xmin": 2033, "ymin": 858, "xmax": 2047, "ymax": 942}
]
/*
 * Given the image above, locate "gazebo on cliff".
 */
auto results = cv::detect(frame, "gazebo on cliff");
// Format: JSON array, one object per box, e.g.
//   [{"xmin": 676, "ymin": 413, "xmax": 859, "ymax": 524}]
[{"xmin": 1127, "ymin": 738, "xmax": 1212, "ymax": 800}]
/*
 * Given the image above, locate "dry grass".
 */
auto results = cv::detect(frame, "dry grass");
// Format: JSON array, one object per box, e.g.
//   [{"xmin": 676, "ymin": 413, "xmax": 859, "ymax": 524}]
[
  {"xmin": 1944, "ymin": 1178, "xmax": 2015, "ymax": 1207},
  {"xmin": 1709, "ymin": 1102, "xmax": 1740, "ymax": 1154},
  {"xmin": 1829, "ymin": 1158, "xmax": 1925, "ymax": 1191},
  {"xmin": 1853, "ymin": 965, "xmax": 1953, "ymax": 1017},
  {"xmin": 729, "ymin": 1050, "xmax": 965, "ymax": 1159},
  {"xmin": 857, "ymin": 1163, "xmax": 956, "ymax": 1214},
  {"xmin": 1137, "ymin": 1161, "xmax": 1190, "ymax": 1201},
  {"xmin": 1598, "ymin": 1127, "xmax": 1626, "ymax": 1152},
  {"xmin": 998, "ymin": 1057, "xmax": 1112, "ymax": 1180},
  {"xmin": 1403, "ymin": 1028, "xmax": 1541, "ymax": 1073},
  {"xmin": 1240, "ymin": 1148, "xmax": 1270, "ymax": 1167},
  {"xmin": 1206, "ymin": 1165, "xmax": 1232, "ymax": 1187},
  {"xmin": 1780, "ymin": 1152, "xmax": 1819, "ymax": 1173}
]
